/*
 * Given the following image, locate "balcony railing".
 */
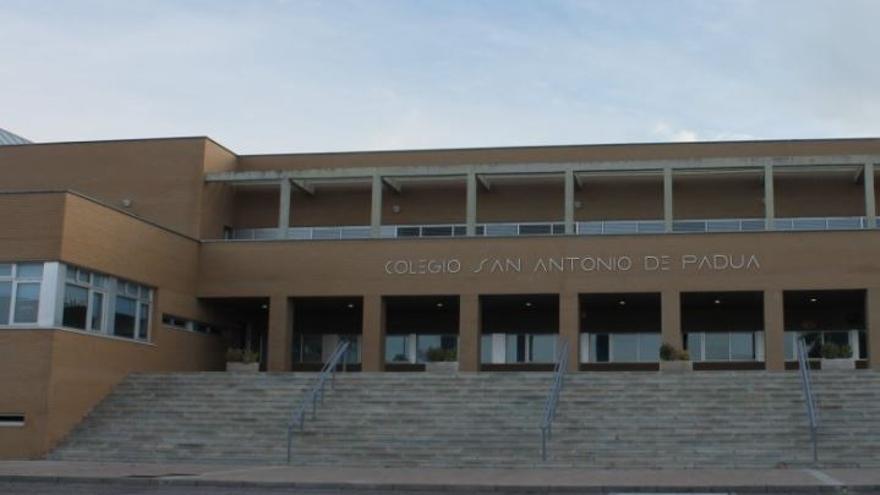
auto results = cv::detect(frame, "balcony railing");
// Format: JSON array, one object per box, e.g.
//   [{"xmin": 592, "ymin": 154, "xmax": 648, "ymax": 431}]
[
  {"xmin": 672, "ymin": 218, "xmax": 766, "ymax": 233},
  {"xmin": 774, "ymin": 216, "xmax": 869, "ymax": 231},
  {"xmin": 577, "ymin": 220, "xmax": 665, "ymax": 235},
  {"xmin": 223, "ymin": 216, "xmax": 874, "ymax": 241}
]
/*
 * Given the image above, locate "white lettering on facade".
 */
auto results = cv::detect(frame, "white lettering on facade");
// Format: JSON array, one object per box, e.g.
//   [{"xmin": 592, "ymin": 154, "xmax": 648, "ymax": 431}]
[
  {"xmin": 384, "ymin": 254, "xmax": 760, "ymax": 275},
  {"xmin": 384, "ymin": 259, "xmax": 462, "ymax": 275}
]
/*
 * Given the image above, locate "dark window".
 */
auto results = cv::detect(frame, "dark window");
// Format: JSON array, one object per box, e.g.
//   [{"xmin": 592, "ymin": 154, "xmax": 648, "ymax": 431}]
[
  {"xmin": 63, "ymin": 284, "xmax": 89, "ymax": 329},
  {"xmin": 114, "ymin": 296, "xmax": 137, "ymax": 338}
]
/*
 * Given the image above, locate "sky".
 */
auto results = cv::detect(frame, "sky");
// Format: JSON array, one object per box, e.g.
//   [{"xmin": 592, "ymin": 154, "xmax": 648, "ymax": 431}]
[{"xmin": 1, "ymin": 0, "xmax": 879, "ymax": 154}]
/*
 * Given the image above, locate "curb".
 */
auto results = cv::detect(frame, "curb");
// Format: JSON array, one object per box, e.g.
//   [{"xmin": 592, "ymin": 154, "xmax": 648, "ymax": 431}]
[{"xmin": 2, "ymin": 475, "xmax": 879, "ymax": 493}]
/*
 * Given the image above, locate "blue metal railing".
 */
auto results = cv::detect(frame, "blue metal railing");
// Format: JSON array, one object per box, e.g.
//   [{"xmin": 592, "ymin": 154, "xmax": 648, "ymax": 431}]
[
  {"xmin": 797, "ymin": 336, "xmax": 819, "ymax": 463},
  {"xmin": 286, "ymin": 339, "xmax": 351, "ymax": 464},
  {"xmin": 539, "ymin": 339, "xmax": 569, "ymax": 461},
  {"xmin": 224, "ymin": 216, "xmax": 874, "ymax": 241}
]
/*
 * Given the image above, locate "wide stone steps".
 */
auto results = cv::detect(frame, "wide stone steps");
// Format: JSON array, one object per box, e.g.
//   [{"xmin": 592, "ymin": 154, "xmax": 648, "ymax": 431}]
[{"xmin": 49, "ymin": 370, "xmax": 880, "ymax": 467}]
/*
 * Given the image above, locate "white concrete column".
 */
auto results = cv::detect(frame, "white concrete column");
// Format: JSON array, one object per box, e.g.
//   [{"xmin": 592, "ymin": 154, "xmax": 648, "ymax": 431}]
[
  {"xmin": 371, "ymin": 174, "xmax": 383, "ymax": 238},
  {"xmin": 491, "ymin": 333, "xmax": 506, "ymax": 364},
  {"xmin": 579, "ymin": 333, "xmax": 590, "ymax": 363},
  {"xmin": 38, "ymin": 262, "xmax": 62, "ymax": 327},
  {"xmin": 564, "ymin": 170, "xmax": 575, "ymax": 235},
  {"xmin": 865, "ymin": 163, "xmax": 876, "ymax": 228},
  {"xmin": 663, "ymin": 167, "xmax": 673, "ymax": 232},
  {"xmin": 764, "ymin": 165, "xmax": 775, "ymax": 230},
  {"xmin": 406, "ymin": 333, "xmax": 418, "ymax": 364},
  {"xmin": 466, "ymin": 172, "xmax": 477, "ymax": 236},
  {"xmin": 321, "ymin": 334, "xmax": 339, "ymax": 362},
  {"xmin": 850, "ymin": 329, "xmax": 861, "ymax": 360},
  {"xmin": 278, "ymin": 179, "xmax": 291, "ymax": 239}
]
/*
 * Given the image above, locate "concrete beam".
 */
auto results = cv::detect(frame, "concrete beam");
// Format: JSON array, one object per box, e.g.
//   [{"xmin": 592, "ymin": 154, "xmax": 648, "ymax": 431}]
[
  {"xmin": 559, "ymin": 292, "xmax": 580, "ymax": 372},
  {"xmin": 382, "ymin": 177, "xmax": 402, "ymax": 195},
  {"xmin": 278, "ymin": 179, "xmax": 291, "ymax": 237},
  {"xmin": 370, "ymin": 174, "xmax": 382, "ymax": 238},
  {"xmin": 466, "ymin": 172, "xmax": 477, "ymax": 236},
  {"xmin": 854, "ymin": 165, "xmax": 865, "ymax": 184},
  {"xmin": 865, "ymin": 163, "xmax": 876, "ymax": 228},
  {"xmin": 564, "ymin": 169, "xmax": 575, "ymax": 235},
  {"xmin": 205, "ymin": 154, "xmax": 880, "ymax": 183},
  {"xmin": 362, "ymin": 295, "xmax": 386, "ymax": 372},
  {"xmin": 663, "ymin": 167, "xmax": 673, "ymax": 233},
  {"xmin": 476, "ymin": 174, "xmax": 492, "ymax": 192},
  {"xmin": 661, "ymin": 290, "xmax": 682, "ymax": 351},
  {"xmin": 764, "ymin": 165, "xmax": 775, "ymax": 230},
  {"xmin": 764, "ymin": 289, "xmax": 785, "ymax": 371},
  {"xmin": 459, "ymin": 294, "xmax": 481, "ymax": 372},
  {"xmin": 291, "ymin": 179, "xmax": 314, "ymax": 196},
  {"xmin": 267, "ymin": 295, "xmax": 292, "ymax": 372}
]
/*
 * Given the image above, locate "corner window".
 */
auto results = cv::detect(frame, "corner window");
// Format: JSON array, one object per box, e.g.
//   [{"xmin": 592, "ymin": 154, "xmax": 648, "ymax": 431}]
[
  {"xmin": 90, "ymin": 292, "xmax": 104, "ymax": 331},
  {"xmin": 0, "ymin": 263, "xmax": 44, "ymax": 325},
  {"xmin": 113, "ymin": 296, "xmax": 137, "ymax": 338},
  {"xmin": 0, "ymin": 283, "xmax": 10, "ymax": 325},
  {"xmin": 63, "ymin": 284, "xmax": 89, "ymax": 329},
  {"xmin": 60, "ymin": 264, "xmax": 153, "ymax": 342},
  {"xmin": 12, "ymin": 283, "xmax": 40, "ymax": 324}
]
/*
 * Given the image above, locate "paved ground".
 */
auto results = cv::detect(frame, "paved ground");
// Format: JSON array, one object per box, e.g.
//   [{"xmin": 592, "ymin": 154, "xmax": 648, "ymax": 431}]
[
  {"xmin": 2, "ymin": 461, "xmax": 880, "ymax": 493},
  {"xmin": 0, "ymin": 481, "xmax": 857, "ymax": 495}
]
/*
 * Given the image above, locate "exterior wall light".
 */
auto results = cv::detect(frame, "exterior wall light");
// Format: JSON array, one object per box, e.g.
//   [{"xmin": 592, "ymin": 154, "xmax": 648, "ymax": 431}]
[
  {"xmin": 121, "ymin": 199, "xmax": 133, "ymax": 208},
  {"xmin": 391, "ymin": 205, "xmax": 401, "ymax": 213}
]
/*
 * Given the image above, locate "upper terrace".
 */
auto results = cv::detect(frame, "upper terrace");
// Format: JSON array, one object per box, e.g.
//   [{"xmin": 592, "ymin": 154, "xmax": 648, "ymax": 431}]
[{"xmin": 207, "ymin": 145, "xmax": 880, "ymax": 241}]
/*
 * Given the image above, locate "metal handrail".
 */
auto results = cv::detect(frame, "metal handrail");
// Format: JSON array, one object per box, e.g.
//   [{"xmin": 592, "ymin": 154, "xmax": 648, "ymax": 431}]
[
  {"xmin": 539, "ymin": 339, "xmax": 569, "ymax": 461},
  {"xmin": 286, "ymin": 339, "xmax": 351, "ymax": 464},
  {"xmin": 797, "ymin": 336, "xmax": 819, "ymax": 463}
]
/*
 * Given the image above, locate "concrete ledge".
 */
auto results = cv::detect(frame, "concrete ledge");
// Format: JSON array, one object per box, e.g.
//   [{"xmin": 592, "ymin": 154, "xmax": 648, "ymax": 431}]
[{"xmin": 2, "ymin": 462, "xmax": 880, "ymax": 493}]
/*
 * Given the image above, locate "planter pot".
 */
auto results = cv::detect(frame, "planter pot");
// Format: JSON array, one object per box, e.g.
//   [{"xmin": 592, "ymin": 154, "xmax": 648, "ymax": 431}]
[
  {"xmin": 659, "ymin": 360, "xmax": 692, "ymax": 372},
  {"xmin": 821, "ymin": 358, "xmax": 855, "ymax": 370},
  {"xmin": 425, "ymin": 361, "xmax": 458, "ymax": 373},
  {"xmin": 226, "ymin": 362, "xmax": 259, "ymax": 372}
]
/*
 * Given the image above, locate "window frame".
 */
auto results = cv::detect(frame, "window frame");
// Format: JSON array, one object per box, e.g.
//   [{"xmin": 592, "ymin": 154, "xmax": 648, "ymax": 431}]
[
  {"xmin": 585, "ymin": 332, "xmax": 661, "ymax": 363},
  {"xmin": 63, "ymin": 267, "xmax": 110, "ymax": 333},
  {"xmin": 60, "ymin": 264, "xmax": 153, "ymax": 342},
  {"xmin": 687, "ymin": 331, "xmax": 757, "ymax": 362},
  {"xmin": 0, "ymin": 263, "xmax": 44, "ymax": 326}
]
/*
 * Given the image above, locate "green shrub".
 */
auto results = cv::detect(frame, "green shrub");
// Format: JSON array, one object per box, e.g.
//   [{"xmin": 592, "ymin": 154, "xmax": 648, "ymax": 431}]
[
  {"xmin": 660, "ymin": 342, "xmax": 689, "ymax": 361},
  {"xmin": 425, "ymin": 347, "xmax": 457, "ymax": 362},
  {"xmin": 820, "ymin": 343, "xmax": 852, "ymax": 359},
  {"xmin": 226, "ymin": 348, "xmax": 260, "ymax": 363}
]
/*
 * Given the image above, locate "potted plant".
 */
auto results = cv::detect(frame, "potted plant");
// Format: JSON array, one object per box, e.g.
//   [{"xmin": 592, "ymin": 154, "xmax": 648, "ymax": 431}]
[
  {"xmin": 226, "ymin": 348, "xmax": 260, "ymax": 372},
  {"xmin": 659, "ymin": 343, "xmax": 692, "ymax": 372},
  {"xmin": 819, "ymin": 343, "xmax": 855, "ymax": 370},
  {"xmin": 424, "ymin": 347, "xmax": 458, "ymax": 373}
]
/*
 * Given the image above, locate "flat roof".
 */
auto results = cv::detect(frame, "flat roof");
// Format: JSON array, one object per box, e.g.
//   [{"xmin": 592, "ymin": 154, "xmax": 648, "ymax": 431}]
[{"xmin": 4, "ymin": 135, "xmax": 880, "ymax": 160}]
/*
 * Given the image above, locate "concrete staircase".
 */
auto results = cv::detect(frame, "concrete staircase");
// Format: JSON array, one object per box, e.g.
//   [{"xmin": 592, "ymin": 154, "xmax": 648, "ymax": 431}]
[{"xmin": 49, "ymin": 370, "xmax": 880, "ymax": 468}]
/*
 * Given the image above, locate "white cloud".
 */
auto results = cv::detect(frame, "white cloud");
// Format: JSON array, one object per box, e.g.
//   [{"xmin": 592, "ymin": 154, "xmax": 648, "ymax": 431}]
[
  {"xmin": 651, "ymin": 122, "xmax": 699, "ymax": 143},
  {"xmin": 0, "ymin": 0, "xmax": 878, "ymax": 153}
]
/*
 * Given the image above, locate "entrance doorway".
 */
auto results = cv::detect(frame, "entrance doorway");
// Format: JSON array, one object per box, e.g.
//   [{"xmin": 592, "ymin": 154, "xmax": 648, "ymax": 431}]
[
  {"xmin": 384, "ymin": 295, "xmax": 459, "ymax": 371},
  {"xmin": 682, "ymin": 291, "xmax": 764, "ymax": 370},
  {"xmin": 580, "ymin": 292, "xmax": 661, "ymax": 371},
  {"xmin": 479, "ymin": 294, "xmax": 559, "ymax": 371},
  {"xmin": 783, "ymin": 289, "xmax": 866, "ymax": 368},
  {"xmin": 291, "ymin": 297, "xmax": 362, "ymax": 371}
]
